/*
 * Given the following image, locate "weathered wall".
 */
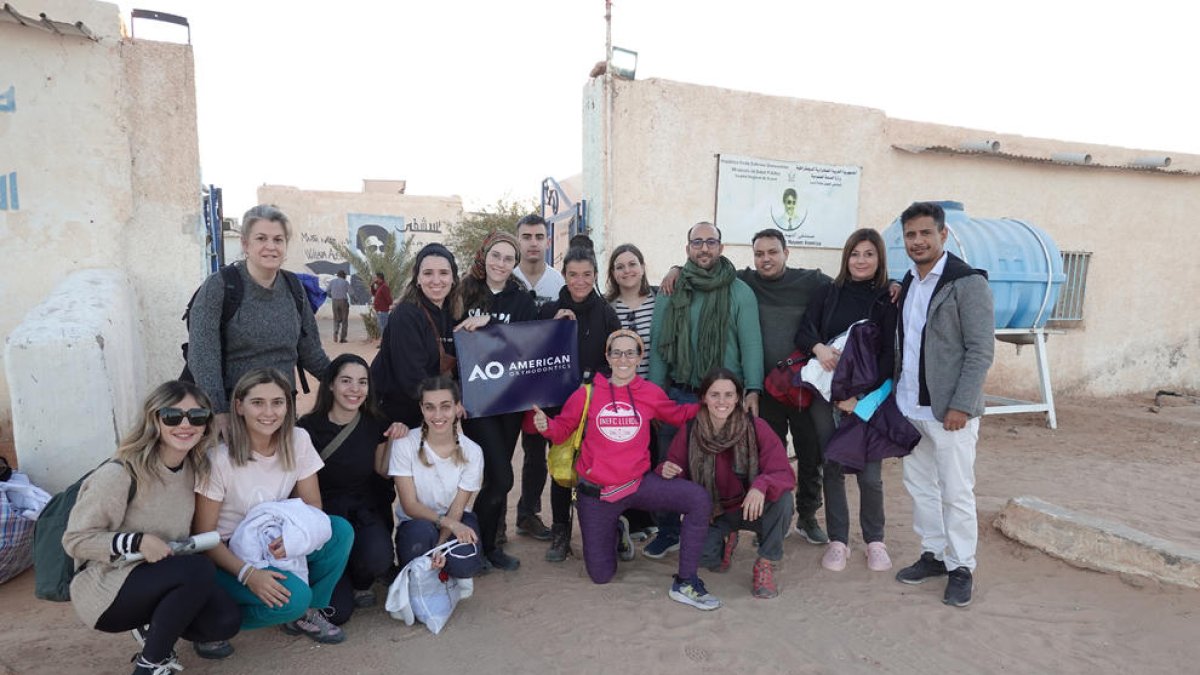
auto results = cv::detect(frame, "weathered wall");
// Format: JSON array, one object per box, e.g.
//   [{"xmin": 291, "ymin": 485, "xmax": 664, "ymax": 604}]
[
  {"xmin": 253, "ymin": 184, "xmax": 462, "ymax": 312},
  {"xmin": 0, "ymin": 0, "xmax": 205, "ymax": 465},
  {"xmin": 584, "ymin": 77, "xmax": 1200, "ymax": 397}
]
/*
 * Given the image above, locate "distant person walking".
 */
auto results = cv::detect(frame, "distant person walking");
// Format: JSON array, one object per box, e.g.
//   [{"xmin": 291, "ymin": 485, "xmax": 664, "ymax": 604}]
[
  {"xmin": 328, "ymin": 271, "xmax": 351, "ymax": 343},
  {"xmin": 370, "ymin": 272, "xmax": 393, "ymax": 336}
]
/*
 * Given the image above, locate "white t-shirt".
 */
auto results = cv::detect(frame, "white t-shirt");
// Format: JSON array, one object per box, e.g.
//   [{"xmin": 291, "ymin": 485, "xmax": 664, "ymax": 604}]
[
  {"xmin": 387, "ymin": 429, "xmax": 483, "ymax": 522},
  {"xmin": 199, "ymin": 427, "xmax": 324, "ymax": 539},
  {"xmin": 513, "ymin": 264, "xmax": 565, "ymax": 308}
]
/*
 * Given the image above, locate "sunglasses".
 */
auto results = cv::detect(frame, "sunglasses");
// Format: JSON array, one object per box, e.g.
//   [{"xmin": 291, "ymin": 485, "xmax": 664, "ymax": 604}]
[{"xmin": 158, "ymin": 407, "xmax": 213, "ymax": 427}]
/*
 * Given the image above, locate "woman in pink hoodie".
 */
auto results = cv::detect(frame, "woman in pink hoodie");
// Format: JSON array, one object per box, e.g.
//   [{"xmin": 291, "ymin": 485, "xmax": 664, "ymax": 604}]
[{"xmin": 532, "ymin": 329, "xmax": 720, "ymax": 611}]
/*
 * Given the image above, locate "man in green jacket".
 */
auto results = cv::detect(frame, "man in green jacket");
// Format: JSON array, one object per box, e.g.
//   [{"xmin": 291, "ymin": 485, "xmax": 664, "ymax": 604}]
[{"xmin": 644, "ymin": 221, "xmax": 764, "ymax": 558}]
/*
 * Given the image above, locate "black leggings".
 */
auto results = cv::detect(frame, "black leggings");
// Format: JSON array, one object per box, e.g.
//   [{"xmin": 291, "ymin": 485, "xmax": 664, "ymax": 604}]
[
  {"xmin": 462, "ymin": 412, "xmax": 523, "ymax": 553},
  {"xmin": 327, "ymin": 511, "xmax": 395, "ymax": 625},
  {"xmin": 95, "ymin": 555, "xmax": 240, "ymax": 662}
]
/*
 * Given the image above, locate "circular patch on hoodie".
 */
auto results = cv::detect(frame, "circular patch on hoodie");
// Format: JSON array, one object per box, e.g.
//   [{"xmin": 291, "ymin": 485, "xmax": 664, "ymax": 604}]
[{"xmin": 595, "ymin": 401, "xmax": 643, "ymax": 442}]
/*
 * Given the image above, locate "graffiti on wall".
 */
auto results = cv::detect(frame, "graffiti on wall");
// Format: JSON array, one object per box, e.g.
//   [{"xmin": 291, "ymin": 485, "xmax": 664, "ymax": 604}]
[
  {"xmin": 0, "ymin": 172, "xmax": 18, "ymax": 211},
  {"xmin": 0, "ymin": 85, "xmax": 13, "ymax": 112}
]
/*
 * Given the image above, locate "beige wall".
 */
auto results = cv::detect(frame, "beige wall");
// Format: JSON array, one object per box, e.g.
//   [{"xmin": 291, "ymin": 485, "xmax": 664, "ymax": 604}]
[
  {"xmin": 584, "ymin": 77, "xmax": 1200, "ymax": 397},
  {"xmin": 253, "ymin": 184, "xmax": 462, "ymax": 309},
  {"xmin": 1, "ymin": 0, "xmax": 205, "ymax": 453}
]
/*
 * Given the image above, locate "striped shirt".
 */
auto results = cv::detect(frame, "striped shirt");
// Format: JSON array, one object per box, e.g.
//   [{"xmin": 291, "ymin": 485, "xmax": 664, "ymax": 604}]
[{"xmin": 610, "ymin": 292, "xmax": 657, "ymax": 377}]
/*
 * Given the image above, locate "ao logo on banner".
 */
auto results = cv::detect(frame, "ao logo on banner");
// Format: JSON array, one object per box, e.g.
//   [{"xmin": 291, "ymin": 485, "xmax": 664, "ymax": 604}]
[{"xmin": 454, "ymin": 320, "xmax": 581, "ymax": 418}]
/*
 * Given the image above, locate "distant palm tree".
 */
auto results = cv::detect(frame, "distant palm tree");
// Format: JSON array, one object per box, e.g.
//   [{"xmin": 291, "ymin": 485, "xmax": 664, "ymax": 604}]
[{"xmin": 330, "ymin": 234, "xmax": 416, "ymax": 339}]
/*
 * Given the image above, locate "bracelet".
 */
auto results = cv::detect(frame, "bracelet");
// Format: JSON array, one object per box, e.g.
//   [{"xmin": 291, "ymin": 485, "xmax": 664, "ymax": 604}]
[
  {"xmin": 237, "ymin": 562, "xmax": 253, "ymax": 585},
  {"xmin": 435, "ymin": 515, "xmax": 444, "ymax": 529}
]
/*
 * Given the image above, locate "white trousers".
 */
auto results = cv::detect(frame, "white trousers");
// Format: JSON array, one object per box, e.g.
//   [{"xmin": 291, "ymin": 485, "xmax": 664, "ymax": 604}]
[{"xmin": 901, "ymin": 417, "xmax": 979, "ymax": 571}]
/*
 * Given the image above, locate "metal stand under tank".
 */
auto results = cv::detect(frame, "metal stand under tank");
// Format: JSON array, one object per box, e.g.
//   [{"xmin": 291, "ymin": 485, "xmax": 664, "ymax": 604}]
[{"xmin": 987, "ymin": 328, "xmax": 1061, "ymax": 429}]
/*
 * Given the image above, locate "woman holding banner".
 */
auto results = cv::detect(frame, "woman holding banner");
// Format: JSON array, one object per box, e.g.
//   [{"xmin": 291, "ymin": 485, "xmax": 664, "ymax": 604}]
[
  {"xmin": 371, "ymin": 243, "xmax": 464, "ymax": 428},
  {"xmin": 536, "ymin": 246, "xmax": 621, "ymax": 562},
  {"xmin": 532, "ymin": 330, "xmax": 720, "ymax": 611},
  {"xmin": 454, "ymin": 232, "xmax": 537, "ymax": 572}
]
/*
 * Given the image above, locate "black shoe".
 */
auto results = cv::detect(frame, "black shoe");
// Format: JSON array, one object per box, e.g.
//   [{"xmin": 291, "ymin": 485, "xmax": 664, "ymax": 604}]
[
  {"xmin": 895, "ymin": 551, "xmax": 947, "ymax": 585},
  {"xmin": 517, "ymin": 513, "xmax": 552, "ymax": 541},
  {"xmin": 943, "ymin": 567, "xmax": 973, "ymax": 607},
  {"xmin": 486, "ymin": 548, "xmax": 521, "ymax": 571},
  {"xmin": 545, "ymin": 523, "xmax": 571, "ymax": 562},
  {"xmin": 192, "ymin": 640, "xmax": 234, "ymax": 660},
  {"xmin": 795, "ymin": 517, "xmax": 829, "ymax": 545}
]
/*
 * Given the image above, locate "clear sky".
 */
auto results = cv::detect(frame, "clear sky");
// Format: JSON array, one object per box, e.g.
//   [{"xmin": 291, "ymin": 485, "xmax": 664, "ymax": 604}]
[{"xmin": 119, "ymin": 0, "xmax": 1196, "ymax": 216}]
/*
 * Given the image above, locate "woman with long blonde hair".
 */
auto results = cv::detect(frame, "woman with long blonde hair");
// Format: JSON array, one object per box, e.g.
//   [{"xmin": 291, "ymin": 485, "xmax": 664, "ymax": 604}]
[{"xmin": 63, "ymin": 380, "xmax": 240, "ymax": 674}]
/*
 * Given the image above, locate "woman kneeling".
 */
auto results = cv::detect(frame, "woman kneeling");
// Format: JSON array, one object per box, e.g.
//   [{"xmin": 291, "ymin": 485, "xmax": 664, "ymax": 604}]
[
  {"xmin": 660, "ymin": 368, "xmax": 795, "ymax": 599},
  {"xmin": 194, "ymin": 368, "xmax": 354, "ymax": 650}
]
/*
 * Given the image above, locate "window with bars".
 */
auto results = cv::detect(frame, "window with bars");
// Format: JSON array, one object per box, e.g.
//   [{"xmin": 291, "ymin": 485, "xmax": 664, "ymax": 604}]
[{"xmin": 1049, "ymin": 251, "xmax": 1091, "ymax": 321}]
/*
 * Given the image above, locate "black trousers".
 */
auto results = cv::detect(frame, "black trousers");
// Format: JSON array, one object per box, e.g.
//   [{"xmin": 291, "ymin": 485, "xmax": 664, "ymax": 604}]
[
  {"xmin": 463, "ymin": 412, "xmax": 524, "ymax": 554},
  {"xmin": 325, "ymin": 493, "xmax": 396, "ymax": 625},
  {"xmin": 95, "ymin": 555, "xmax": 240, "ymax": 662},
  {"xmin": 761, "ymin": 394, "xmax": 824, "ymax": 519}
]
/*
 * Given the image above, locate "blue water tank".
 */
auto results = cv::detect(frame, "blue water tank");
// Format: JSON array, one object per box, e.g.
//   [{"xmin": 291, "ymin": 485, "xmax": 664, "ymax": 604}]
[{"xmin": 882, "ymin": 201, "xmax": 1067, "ymax": 329}]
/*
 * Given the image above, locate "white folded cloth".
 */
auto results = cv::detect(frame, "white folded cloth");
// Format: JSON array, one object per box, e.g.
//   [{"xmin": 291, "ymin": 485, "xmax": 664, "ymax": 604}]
[{"xmin": 229, "ymin": 498, "xmax": 331, "ymax": 583}]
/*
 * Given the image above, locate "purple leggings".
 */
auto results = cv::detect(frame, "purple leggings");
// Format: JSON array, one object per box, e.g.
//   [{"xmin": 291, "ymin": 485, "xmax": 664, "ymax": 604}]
[{"xmin": 576, "ymin": 472, "xmax": 711, "ymax": 584}]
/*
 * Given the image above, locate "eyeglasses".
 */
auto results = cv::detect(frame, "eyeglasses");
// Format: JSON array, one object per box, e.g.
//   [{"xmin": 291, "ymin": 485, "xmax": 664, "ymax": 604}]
[
  {"xmin": 608, "ymin": 349, "xmax": 640, "ymax": 360},
  {"xmin": 688, "ymin": 238, "xmax": 721, "ymax": 249},
  {"xmin": 158, "ymin": 407, "xmax": 213, "ymax": 427}
]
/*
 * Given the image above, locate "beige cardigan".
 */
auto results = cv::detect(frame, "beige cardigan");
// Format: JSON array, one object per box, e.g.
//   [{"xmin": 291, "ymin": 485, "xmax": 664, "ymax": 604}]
[{"xmin": 61, "ymin": 461, "xmax": 195, "ymax": 628}]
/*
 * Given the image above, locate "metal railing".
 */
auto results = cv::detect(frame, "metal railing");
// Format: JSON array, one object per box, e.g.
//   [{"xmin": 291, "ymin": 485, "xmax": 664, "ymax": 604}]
[{"xmin": 1049, "ymin": 250, "xmax": 1091, "ymax": 321}]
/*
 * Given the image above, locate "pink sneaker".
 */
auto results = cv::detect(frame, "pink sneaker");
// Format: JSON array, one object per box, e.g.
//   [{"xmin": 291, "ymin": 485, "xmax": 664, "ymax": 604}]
[
  {"xmin": 821, "ymin": 541, "xmax": 849, "ymax": 571},
  {"xmin": 866, "ymin": 541, "xmax": 892, "ymax": 572}
]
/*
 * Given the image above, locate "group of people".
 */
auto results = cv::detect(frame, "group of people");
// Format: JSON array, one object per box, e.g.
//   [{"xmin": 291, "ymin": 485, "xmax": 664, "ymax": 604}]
[{"xmin": 61, "ymin": 203, "xmax": 993, "ymax": 674}]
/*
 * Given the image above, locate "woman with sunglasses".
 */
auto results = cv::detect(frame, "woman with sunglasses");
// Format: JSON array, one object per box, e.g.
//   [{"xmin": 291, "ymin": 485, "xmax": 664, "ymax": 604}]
[
  {"xmin": 194, "ymin": 368, "xmax": 354, "ymax": 651},
  {"xmin": 532, "ymin": 330, "xmax": 720, "ymax": 610},
  {"xmin": 64, "ymin": 381, "xmax": 240, "ymax": 674},
  {"xmin": 388, "ymin": 376, "xmax": 484, "ymax": 579},
  {"xmin": 454, "ymin": 231, "xmax": 537, "ymax": 571},
  {"xmin": 297, "ymin": 353, "xmax": 408, "ymax": 624}
]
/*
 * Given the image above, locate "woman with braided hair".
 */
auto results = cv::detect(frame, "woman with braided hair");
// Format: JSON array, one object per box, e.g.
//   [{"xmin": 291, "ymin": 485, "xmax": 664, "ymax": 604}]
[
  {"xmin": 387, "ymin": 375, "xmax": 484, "ymax": 578},
  {"xmin": 659, "ymin": 368, "xmax": 795, "ymax": 600}
]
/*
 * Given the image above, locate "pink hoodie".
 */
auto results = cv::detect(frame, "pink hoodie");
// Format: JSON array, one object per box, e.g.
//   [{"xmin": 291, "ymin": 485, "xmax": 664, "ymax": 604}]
[{"xmin": 541, "ymin": 374, "xmax": 697, "ymax": 488}]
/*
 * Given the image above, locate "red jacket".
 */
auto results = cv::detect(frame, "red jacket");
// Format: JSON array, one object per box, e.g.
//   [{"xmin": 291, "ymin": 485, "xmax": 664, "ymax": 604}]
[
  {"xmin": 662, "ymin": 416, "xmax": 795, "ymax": 512},
  {"xmin": 542, "ymin": 374, "xmax": 697, "ymax": 488},
  {"xmin": 371, "ymin": 280, "xmax": 393, "ymax": 312}
]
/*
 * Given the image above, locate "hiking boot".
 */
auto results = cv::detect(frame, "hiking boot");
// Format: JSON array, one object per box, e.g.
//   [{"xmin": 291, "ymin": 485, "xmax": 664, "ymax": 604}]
[
  {"xmin": 895, "ymin": 551, "xmax": 948, "ymax": 585},
  {"xmin": 192, "ymin": 640, "xmax": 234, "ymax": 660},
  {"xmin": 752, "ymin": 558, "xmax": 779, "ymax": 599},
  {"xmin": 486, "ymin": 547, "xmax": 521, "ymax": 571},
  {"xmin": 642, "ymin": 531, "xmax": 680, "ymax": 559},
  {"xmin": 866, "ymin": 542, "xmax": 892, "ymax": 572},
  {"xmin": 282, "ymin": 608, "xmax": 346, "ymax": 644},
  {"xmin": 131, "ymin": 651, "xmax": 183, "ymax": 675},
  {"xmin": 545, "ymin": 523, "xmax": 571, "ymax": 562},
  {"xmin": 795, "ymin": 516, "xmax": 829, "ymax": 544},
  {"xmin": 352, "ymin": 588, "xmax": 377, "ymax": 608},
  {"xmin": 668, "ymin": 574, "xmax": 721, "ymax": 611},
  {"xmin": 711, "ymin": 530, "xmax": 738, "ymax": 573},
  {"xmin": 517, "ymin": 513, "xmax": 552, "ymax": 541},
  {"xmin": 821, "ymin": 541, "xmax": 849, "ymax": 571},
  {"xmin": 943, "ymin": 567, "xmax": 974, "ymax": 607},
  {"xmin": 617, "ymin": 516, "xmax": 635, "ymax": 562}
]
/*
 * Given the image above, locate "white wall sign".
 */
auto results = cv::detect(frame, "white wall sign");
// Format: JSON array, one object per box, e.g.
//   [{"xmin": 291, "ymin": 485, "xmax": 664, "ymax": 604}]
[{"xmin": 715, "ymin": 154, "xmax": 861, "ymax": 248}]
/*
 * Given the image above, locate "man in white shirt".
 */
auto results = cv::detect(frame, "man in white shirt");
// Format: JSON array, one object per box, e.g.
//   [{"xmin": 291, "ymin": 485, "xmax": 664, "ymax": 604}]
[
  {"xmin": 892, "ymin": 202, "xmax": 994, "ymax": 608},
  {"xmin": 327, "ymin": 271, "xmax": 352, "ymax": 343},
  {"xmin": 511, "ymin": 215, "xmax": 566, "ymax": 542}
]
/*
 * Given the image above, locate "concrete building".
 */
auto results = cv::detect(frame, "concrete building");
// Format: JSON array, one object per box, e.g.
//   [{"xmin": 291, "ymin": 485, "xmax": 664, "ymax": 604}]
[
  {"xmin": 1, "ymin": 0, "xmax": 205, "ymax": 489},
  {"xmin": 252, "ymin": 182, "xmax": 462, "ymax": 310},
  {"xmin": 583, "ymin": 77, "xmax": 1200, "ymax": 398}
]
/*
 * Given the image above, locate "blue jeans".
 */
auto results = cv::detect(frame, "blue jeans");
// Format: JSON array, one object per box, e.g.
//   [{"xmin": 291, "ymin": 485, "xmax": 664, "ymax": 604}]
[{"xmin": 655, "ymin": 386, "xmax": 700, "ymax": 540}]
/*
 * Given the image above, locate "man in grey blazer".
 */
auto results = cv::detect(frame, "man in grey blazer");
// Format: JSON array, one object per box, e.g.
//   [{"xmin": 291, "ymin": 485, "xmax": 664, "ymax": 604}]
[{"xmin": 892, "ymin": 202, "xmax": 994, "ymax": 607}]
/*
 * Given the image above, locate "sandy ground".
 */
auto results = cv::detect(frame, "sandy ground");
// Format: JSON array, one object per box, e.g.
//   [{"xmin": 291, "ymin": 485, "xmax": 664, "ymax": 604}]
[{"xmin": 2, "ymin": 312, "xmax": 1198, "ymax": 674}]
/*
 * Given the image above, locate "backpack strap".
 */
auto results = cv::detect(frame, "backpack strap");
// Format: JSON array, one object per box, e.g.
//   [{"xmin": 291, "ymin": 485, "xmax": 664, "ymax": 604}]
[
  {"xmin": 280, "ymin": 270, "xmax": 312, "ymax": 394},
  {"xmin": 319, "ymin": 413, "xmax": 361, "ymax": 461}
]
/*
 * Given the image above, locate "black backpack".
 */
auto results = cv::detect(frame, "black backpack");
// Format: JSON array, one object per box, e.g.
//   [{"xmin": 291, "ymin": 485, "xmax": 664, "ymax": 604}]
[
  {"xmin": 33, "ymin": 461, "xmax": 136, "ymax": 602},
  {"xmin": 179, "ymin": 264, "xmax": 311, "ymax": 393}
]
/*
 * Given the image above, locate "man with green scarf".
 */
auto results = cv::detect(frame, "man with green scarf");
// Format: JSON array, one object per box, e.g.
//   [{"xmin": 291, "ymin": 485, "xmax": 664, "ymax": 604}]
[{"xmin": 643, "ymin": 222, "xmax": 764, "ymax": 558}]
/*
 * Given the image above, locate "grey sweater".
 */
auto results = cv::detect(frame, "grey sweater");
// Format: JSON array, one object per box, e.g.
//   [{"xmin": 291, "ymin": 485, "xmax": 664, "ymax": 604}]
[
  {"xmin": 62, "ymin": 461, "xmax": 196, "ymax": 628},
  {"xmin": 187, "ymin": 263, "xmax": 330, "ymax": 412},
  {"xmin": 738, "ymin": 266, "xmax": 830, "ymax": 369}
]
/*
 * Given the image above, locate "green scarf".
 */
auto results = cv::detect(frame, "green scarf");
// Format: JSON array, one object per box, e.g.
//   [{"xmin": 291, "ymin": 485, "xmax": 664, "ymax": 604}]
[{"xmin": 657, "ymin": 256, "xmax": 737, "ymax": 385}]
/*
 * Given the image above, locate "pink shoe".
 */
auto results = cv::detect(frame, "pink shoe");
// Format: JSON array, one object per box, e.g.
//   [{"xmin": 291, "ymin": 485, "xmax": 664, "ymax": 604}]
[
  {"xmin": 866, "ymin": 541, "xmax": 892, "ymax": 572},
  {"xmin": 821, "ymin": 542, "xmax": 849, "ymax": 571}
]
